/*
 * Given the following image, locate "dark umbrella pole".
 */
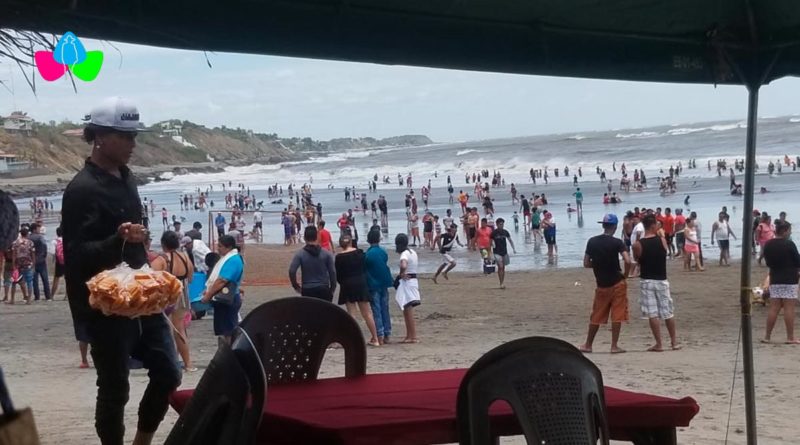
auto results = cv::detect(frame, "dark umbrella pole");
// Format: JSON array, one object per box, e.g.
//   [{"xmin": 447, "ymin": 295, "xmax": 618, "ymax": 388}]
[{"xmin": 739, "ymin": 86, "xmax": 759, "ymax": 445}]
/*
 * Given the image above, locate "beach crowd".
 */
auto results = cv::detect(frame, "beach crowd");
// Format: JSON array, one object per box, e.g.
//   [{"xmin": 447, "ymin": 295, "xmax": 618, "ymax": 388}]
[{"xmin": 4, "ymin": 96, "xmax": 800, "ymax": 445}]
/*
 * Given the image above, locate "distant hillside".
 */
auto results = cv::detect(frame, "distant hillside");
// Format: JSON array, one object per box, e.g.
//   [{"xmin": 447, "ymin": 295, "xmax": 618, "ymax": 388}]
[
  {"xmin": 0, "ymin": 119, "xmax": 433, "ymax": 174},
  {"xmin": 0, "ymin": 121, "xmax": 295, "ymax": 174}
]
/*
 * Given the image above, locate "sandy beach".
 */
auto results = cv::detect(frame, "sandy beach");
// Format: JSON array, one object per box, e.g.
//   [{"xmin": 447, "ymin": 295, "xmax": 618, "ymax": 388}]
[{"xmin": 0, "ymin": 242, "xmax": 795, "ymax": 444}]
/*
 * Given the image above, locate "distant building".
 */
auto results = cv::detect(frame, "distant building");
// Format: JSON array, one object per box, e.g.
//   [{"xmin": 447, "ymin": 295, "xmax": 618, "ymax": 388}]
[
  {"xmin": 2, "ymin": 111, "xmax": 34, "ymax": 135},
  {"xmin": 160, "ymin": 121, "xmax": 183, "ymax": 137},
  {"xmin": 0, "ymin": 150, "xmax": 31, "ymax": 173}
]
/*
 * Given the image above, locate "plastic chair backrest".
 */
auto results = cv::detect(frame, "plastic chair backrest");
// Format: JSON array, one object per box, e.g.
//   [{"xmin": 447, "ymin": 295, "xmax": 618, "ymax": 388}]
[
  {"xmin": 239, "ymin": 297, "xmax": 366, "ymax": 384},
  {"xmin": 457, "ymin": 337, "xmax": 609, "ymax": 445},
  {"xmin": 230, "ymin": 327, "xmax": 268, "ymax": 445},
  {"xmin": 164, "ymin": 330, "xmax": 266, "ymax": 445}
]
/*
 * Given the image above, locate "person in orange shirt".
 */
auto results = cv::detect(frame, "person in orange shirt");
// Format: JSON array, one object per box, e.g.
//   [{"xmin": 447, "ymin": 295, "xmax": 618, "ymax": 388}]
[
  {"xmin": 458, "ymin": 191, "xmax": 468, "ymax": 214},
  {"xmin": 661, "ymin": 207, "xmax": 676, "ymax": 257},
  {"xmin": 317, "ymin": 220, "xmax": 335, "ymax": 253},
  {"xmin": 476, "ymin": 218, "xmax": 493, "ymax": 259}
]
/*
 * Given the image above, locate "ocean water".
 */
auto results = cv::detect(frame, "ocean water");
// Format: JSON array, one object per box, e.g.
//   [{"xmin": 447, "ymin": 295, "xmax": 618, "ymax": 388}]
[{"xmin": 18, "ymin": 116, "xmax": 800, "ymax": 273}]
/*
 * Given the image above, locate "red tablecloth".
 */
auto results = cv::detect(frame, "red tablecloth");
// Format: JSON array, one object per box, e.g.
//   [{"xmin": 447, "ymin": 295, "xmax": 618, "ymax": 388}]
[{"xmin": 170, "ymin": 368, "xmax": 699, "ymax": 445}]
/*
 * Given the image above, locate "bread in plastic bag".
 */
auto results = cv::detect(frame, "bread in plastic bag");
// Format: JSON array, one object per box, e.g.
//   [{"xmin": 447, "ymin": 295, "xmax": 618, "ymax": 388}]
[{"xmin": 87, "ymin": 262, "xmax": 183, "ymax": 317}]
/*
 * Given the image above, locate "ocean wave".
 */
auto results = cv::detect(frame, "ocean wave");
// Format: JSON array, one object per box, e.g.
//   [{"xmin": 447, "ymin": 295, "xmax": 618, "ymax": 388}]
[
  {"xmin": 616, "ymin": 131, "xmax": 660, "ymax": 139},
  {"xmin": 456, "ymin": 149, "xmax": 485, "ymax": 156},
  {"xmin": 617, "ymin": 122, "xmax": 746, "ymax": 139},
  {"xmin": 565, "ymin": 135, "xmax": 587, "ymax": 141},
  {"xmin": 790, "ymin": 117, "xmax": 800, "ymax": 123}
]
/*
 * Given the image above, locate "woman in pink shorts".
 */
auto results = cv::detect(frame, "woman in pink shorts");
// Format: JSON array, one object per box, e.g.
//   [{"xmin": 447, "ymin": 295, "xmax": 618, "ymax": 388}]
[{"xmin": 683, "ymin": 218, "xmax": 704, "ymax": 271}]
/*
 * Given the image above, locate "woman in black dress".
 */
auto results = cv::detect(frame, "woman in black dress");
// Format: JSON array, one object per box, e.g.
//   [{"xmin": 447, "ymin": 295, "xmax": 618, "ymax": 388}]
[{"xmin": 335, "ymin": 234, "xmax": 380, "ymax": 346}]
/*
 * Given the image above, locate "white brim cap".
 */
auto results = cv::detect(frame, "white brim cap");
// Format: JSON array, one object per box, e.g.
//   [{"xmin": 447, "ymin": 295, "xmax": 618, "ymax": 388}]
[{"xmin": 84, "ymin": 96, "xmax": 148, "ymax": 132}]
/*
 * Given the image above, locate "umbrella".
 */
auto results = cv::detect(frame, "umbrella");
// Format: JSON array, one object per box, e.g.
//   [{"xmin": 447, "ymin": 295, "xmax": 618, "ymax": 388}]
[{"xmin": 5, "ymin": 2, "xmax": 798, "ymax": 443}]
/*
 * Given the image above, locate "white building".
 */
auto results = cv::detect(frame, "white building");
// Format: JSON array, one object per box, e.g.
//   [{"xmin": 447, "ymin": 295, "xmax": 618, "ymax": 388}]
[
  {"xmin": 0, "ymin": 151, "xmax": 31, "ymax": 173},
  {"xmin": 160, "ymin": 121, "xmax": 183, "ymax": 137},
  {"xmin": 2, "ymin": 112, "xmax": 34, "ymax": 135}
]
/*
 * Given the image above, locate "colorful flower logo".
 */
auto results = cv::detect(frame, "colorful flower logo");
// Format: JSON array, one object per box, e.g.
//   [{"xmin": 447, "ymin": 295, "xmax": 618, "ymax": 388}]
[{"xmin": 35, "ymin": 32, "xmax": 104, "ymax": 82}]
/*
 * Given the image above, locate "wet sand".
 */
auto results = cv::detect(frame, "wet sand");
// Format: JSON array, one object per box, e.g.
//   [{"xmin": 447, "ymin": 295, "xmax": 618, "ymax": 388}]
[{"xmin": 0, "ymin": 243, "xmax": 795, "ymax": 445}]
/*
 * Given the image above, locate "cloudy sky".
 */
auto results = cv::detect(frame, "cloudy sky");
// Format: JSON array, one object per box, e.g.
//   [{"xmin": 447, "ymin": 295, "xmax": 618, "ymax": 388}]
[{"xmin": 3, "ymin": 39, "xmax": 800, "ymax": 142}]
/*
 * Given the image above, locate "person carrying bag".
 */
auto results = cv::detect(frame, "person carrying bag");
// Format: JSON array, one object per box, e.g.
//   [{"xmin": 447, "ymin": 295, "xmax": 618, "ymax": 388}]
[{"xmin": 0, "ymin": 367, "xmax": 40, "ymax": 445}]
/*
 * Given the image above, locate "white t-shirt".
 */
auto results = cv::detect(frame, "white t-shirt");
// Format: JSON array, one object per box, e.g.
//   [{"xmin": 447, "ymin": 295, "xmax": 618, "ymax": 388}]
[
  {"xmin": 253, "ymin": 212, "xmax": 263, "ymax": 223},
  {"xmin": 400, "ymin": 249, "xmax": 418, "ymax": 275},
  {"xmin": 632, "ymin": 222, "xmax": 645, "ymax": 243},
  {"xmin": 191, "ymin": 240, "xmax": 212, "ymax": 273},
  {"xmin": 714, "ymin": 221, "xmax": 729, "ymax": 241}
]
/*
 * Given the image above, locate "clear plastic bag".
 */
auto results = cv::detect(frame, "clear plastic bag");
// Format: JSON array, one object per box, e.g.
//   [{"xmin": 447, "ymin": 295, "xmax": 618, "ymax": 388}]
[{"xmin": 87, "ymin": 262, "xmax": 183, "ymax": 318}]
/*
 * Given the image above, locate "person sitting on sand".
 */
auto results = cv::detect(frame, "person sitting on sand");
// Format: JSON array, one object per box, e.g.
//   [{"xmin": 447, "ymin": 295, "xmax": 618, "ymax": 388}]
[
  {"xmin": 762, "ymin": 221, "xmax": 800, "ymax": 344},
  {"xmin": 580, "ymin": 214, "xmax": 631, "ymax": 354}
]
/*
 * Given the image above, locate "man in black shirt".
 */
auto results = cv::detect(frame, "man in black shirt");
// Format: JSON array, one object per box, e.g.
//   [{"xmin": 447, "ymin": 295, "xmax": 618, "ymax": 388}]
[
  {"xmin": 432, "ymin": 224, "xmax": 463, "ymax": 284},
  {"xmin": 519, "ymin": 195, "xmax": 531, "ymax": 226},
  {"xmin": 184, "ymin": 221, "xmax": 203, "ymax": 240},
  {"xmin": 29, "ymin": 222, "xmax": 51, "ymax": 301},
  {"xmin": 580, "ymin": 214, "xmax": 631, "ymax": 354},
  {"xmin": 762, "ymin": 221, "xmax": 800, "ymax": 343},
  {"xmin": 491, "ymin": 218, "xmax": 516, "ymax": 289},
  {"xmin": 62, "ymin": 97, "xmax": 180, "ymax": 445},
  {"xmin": 633, "ymin": 214, "xmax": 679, "ymax": 351}
]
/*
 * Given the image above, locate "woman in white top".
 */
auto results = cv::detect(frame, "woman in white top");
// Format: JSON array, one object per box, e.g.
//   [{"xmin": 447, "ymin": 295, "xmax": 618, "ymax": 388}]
[
  {"xmin": 395, "ymin": 233, "xmax": 420, "ymax": 343},
  {"xmin": 683, "ymin": 219, "xmax": 704, "ymax": 271},
  {"xmin": 711, "ymin": 212, "xmax": 736, "ymax": 266}
]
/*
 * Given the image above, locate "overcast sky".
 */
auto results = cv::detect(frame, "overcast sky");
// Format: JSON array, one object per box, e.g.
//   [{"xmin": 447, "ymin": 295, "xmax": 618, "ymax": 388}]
[{"xmin": 2, "ymin": 39, "xmax": 800, "ymax": 142}]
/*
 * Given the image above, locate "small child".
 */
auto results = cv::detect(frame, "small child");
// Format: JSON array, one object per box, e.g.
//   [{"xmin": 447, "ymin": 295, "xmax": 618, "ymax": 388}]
[
  {"xmin": 434, "ymin": 215, "xmax": 442, "ymax": 237},
  {"xmin": 512, "ymin": 211, "xmax": 520, "ymax": 231}
]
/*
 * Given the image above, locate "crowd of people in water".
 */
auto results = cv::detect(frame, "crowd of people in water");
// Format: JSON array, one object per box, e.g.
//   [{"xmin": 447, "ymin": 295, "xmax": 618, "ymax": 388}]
[{"xmin": 9, "ymin": 154, "xmax": 800, "ymax": 359}]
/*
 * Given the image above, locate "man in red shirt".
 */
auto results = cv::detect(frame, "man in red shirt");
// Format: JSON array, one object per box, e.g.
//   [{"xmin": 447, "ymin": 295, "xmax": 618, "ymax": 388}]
[
  {"xmin": 661, "ymin": 207, "xmax": 676, "ymax": 257},
  {"xmin": 673, "ymin": 209, "xmax": 687, "ymax": 258},
  {"xmin": 317, "ymin": 220, "xmax": 334, "ymax": 252}
]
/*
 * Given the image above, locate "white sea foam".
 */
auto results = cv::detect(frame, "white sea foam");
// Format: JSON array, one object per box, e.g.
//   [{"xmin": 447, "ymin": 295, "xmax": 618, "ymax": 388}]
[
  {"xmin": 616, "ymin": 131, "xmax": 660, "ymax": 139},
  {"xmin": 456, "ymin": 149, "xmax": 484, "ymax": 156}
]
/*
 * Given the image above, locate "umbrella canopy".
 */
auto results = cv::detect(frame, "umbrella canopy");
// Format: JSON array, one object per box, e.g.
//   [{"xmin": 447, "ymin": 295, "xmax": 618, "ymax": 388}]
[{"xmin": 2, "ymin": 0, "xmax": 800, "ymax": 86}]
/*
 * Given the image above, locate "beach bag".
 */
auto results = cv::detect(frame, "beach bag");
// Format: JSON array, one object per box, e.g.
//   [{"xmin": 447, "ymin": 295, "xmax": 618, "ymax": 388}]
[
  {"xmin": 55, "ymin": 238, "xmax": 64, "ymax": 265},
  {"xmin": 210, "ymin": 280, "xmax": 237, "ymax": 305},
  {"xmin": 0, "ymin": 367, "xmax": 40, "ymax": 445},
  {"xmin": 483, "ymin": 260, "xmax": 496, "ymax": 275}
]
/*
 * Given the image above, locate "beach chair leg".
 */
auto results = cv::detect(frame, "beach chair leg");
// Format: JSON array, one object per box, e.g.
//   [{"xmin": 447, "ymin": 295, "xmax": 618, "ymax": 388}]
[{"xmin": 628, "ymin": 427, "xmax": 677, "ymax": 445}]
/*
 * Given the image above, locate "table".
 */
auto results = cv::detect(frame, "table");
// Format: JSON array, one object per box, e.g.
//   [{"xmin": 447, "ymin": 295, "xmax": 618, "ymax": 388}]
[{"xmin": 170, "ymin": 368, "xmax": 699, "ymax": 445}]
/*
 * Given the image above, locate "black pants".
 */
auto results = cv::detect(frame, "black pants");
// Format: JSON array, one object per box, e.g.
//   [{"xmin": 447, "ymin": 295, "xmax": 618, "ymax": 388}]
[
  {"xmin": 302, "ymin": 286, "xmax": 333, "ymax": 302},
  {"xmin": 87, "ymin": 313, "xmax": 181, "ymax": 445}
]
